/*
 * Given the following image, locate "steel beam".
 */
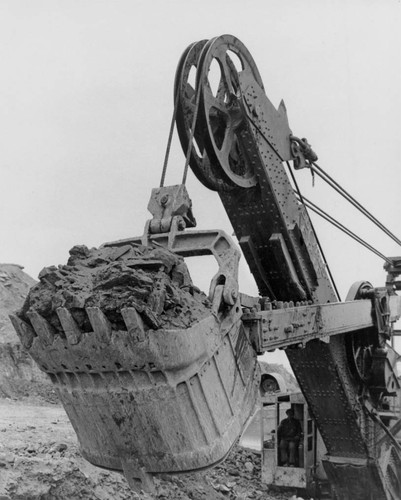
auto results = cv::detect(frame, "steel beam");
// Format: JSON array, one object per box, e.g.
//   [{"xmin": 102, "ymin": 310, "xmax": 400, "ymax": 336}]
[{"xmin": 243, "ymin": 298, "xmax": 401, "ymax": 351}]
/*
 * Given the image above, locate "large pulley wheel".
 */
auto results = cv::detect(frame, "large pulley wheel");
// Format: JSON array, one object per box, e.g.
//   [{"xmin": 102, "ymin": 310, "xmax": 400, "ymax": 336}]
[
  {"xmin": 196, "ymin": 35, "xmax": 263, "ymax": 188},
  {"xmin": 345, "ymin": 281, "xmax": 377, "ymax": 384},
  {"xmin": 174, "ymin": 39, "xmax": 231, "ymax": 191}
]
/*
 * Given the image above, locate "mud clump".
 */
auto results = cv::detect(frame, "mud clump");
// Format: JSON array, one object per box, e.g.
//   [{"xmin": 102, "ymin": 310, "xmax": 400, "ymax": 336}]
[{"xmin": 18, "ymin": 243, "xmax": 211, "ymax": 334}]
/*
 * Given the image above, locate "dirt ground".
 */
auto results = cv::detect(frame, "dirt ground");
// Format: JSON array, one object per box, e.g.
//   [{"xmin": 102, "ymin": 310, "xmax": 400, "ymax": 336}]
[{"xmin": 0, "ymin": 398, "xmax": 305, "ymax": 500}]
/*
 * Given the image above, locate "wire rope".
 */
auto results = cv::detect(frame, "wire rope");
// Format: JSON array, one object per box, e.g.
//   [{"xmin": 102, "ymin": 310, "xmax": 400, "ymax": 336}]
[
  {"xmin": 170, "ymin": 59, "xmax": 399, "ymax": 271},
  {"xmin": 243, "ymin": 107, "xmax": 400, "ymax": 262},
  {"xmin": 181, "ymin": 76, "xmax": 202, "ymax": 185},
  {"xmin": 243, "ymin": 108, "xmax": 341, "ymax": 296},
  {"xmin": 160, "ymin": 89, "xmax": 180, "ymax": 188},
  {"xmin": 310, "ymin": 163, "xmax": 401, "ymax": 247},
  {"xmin": 287, "ymin": 162, "xmax": 341, "ymax": 300},
  {"xmin": 298, "ymin": 194, "xmax": 393, "ymax": 265}
]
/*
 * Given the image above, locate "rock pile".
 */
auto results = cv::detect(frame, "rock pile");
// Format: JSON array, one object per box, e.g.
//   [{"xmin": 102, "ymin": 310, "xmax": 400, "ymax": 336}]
[
  {"xmin": 0, "ymin": 264, "xmax": 36, "ymax": 343},
  {"xmin": 18, "ymin": 243, "xmax": 212, "ymax": 334}
]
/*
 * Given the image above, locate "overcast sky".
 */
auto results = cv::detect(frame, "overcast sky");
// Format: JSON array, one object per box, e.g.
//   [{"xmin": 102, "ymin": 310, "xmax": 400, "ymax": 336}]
[{"xmin": 1, "ymin": 1, "xmax": 400, "ymax": 360}]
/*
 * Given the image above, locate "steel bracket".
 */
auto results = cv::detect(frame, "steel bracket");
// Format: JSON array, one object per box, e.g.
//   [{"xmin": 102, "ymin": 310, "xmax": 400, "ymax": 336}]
[
  {"xmin": 243, "ymin": 297, "xmax": 401, "ymax": 353},
  {"xmin": 103, "ymin": 186, "xmax": 241, "ymax": 313}
]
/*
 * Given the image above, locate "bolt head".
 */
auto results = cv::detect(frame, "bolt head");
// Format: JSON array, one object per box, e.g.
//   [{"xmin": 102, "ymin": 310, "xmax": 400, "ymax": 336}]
[{"xmin": 160, "ymin": 194, "xmax": 169, "ymax": 206}]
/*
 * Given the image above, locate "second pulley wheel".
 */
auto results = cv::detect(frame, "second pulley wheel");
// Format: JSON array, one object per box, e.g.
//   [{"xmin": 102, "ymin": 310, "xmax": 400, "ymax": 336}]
[
  {"xmin": 345, "ymin": 281, "xmax": 383, "ymax": 387},
  {"xmin": 174, "ymin": 39, "xmax": 222, "ymax": 191}
]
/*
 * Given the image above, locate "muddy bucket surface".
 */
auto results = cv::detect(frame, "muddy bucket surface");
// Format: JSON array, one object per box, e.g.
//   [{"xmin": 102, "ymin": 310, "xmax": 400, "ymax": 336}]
[
  {"xmin": 10, "ymin": 235, "xmax": 259, "ymax": 485},
  {"xmin": 13, "ymin": 307, "xmax": 259, "ymax": 480}
]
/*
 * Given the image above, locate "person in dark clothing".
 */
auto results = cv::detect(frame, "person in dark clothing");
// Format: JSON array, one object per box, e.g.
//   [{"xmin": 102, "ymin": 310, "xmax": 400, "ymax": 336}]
[{"xmin": 278, "ymin": 408, "xmax": 302, "ymax": 466}]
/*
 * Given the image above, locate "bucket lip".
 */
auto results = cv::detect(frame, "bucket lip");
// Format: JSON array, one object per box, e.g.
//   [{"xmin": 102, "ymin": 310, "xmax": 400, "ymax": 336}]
[
  {"xmin": 26, "ymin": 300, "xmax": 244, "ymax": 376},
  {"xmin": 28, "ymin": 312, "xmax": 243, "ymax": 374}
]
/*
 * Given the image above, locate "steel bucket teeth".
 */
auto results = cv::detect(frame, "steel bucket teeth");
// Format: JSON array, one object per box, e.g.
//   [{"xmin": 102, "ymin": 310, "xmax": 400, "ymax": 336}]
[
  {"xmin": 9, "ymin": 314, "xmax": 36, "ymax": 349},
  {"xmin": 121, "ymin": 307, "xmax": 146, "ymax": 341},
  {"xmin": 56, "ymin": 307, "xmax": 82, "ymax": 345},
  {"xmin": 27, "ymin": 310, "xmax": 55, "ymax": 346},
  {"xmin": 86, "ymin": 307, "xmax": 112, "ymax": 343}
]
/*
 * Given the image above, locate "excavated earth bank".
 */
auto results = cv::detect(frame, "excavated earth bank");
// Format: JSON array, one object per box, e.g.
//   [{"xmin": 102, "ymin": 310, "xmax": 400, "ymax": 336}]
[
  {"xmin": 0, "ymin": 264, "xmax": 54, "ymax": 402},
  {"xmin": 18, "ymin": 243, "xmax": 212, "ymax": 333}
]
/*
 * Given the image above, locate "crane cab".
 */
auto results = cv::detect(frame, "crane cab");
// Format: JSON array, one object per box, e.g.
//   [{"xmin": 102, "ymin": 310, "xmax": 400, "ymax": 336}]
[{"xmin": 261, "ymin": 391, "xmax": 327, "ymax": 495}]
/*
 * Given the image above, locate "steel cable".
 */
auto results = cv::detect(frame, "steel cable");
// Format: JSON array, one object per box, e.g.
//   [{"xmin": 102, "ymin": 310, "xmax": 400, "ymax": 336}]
[
  {"xmin": 310, "ymin": 162, "xmax": 401, "ymax": 247},
  {"xmin": 160, "ymin": 88, "xmax": 180, "ymax": 188},
  {"xmin": 287, "ymin": 163, "xmax": 341, "ymax": 300},
  {"xmin": 171, "ymin": 58, "xmax": 399, "ymax": 268},
  {"xmin": 242, "ymin": 109, "xmax": 341, "ymax": 294},
  {"xmin": 181, "ymin": 75, "xmax": 203, "ymax": 185},
  {"xmin": 243, "ymin": 109, "xmax": 399, "ymax": 263},
  {"xmin": 297, "ymin": 193, "xmax": 393, "ymax": 265}
]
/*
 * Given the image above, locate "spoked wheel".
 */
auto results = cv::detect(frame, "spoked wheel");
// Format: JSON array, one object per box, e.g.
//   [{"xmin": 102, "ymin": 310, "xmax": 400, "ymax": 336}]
[
  {"xmin": 349, "ymin": 332, "xmax": 374, "ymax": 383},
  {"xmin": 174, "ymin": 39, "xmax": 229, "ymax": 191},
  {"xmin": 345, "ymin": 281, "xmax": 377, "ymax": 384},
  {"xmin": 196, "ymin": 35, "xmax": 264, "ymax": 188}
]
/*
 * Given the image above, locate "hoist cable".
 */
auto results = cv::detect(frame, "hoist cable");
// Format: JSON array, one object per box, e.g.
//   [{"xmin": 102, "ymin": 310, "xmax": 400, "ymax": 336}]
[
  {"xmin": 287, "ymin": 162, "xmax": 341, "ymax": 300},
  {"xmin": 162, "ymin": 39, "xmax": 204, "ymax": 187},
  {"xmin": 301, "ymin": 194, "xmax": 392, "ymax": 264},
  {"xmin": 160, "ymin": 89, "xmax": 180, "ymax": 188},
  {"xmin": 310, "ymin": 162, "xmax": 401, "ymax": 248},
  {"xmin": 181, "ymin": 79, "xmax": 202, "ymax": 185},
  {"xmin": 298, "ymin": 194, "xmax": 393, "ymax": 265},
  {"xmin": 171, "ymin": 66, "xmax": 397, "ymax": 268},
  {"xmin": 243, "ymin": 105, "xmax": 401, "ymax": 251}
]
